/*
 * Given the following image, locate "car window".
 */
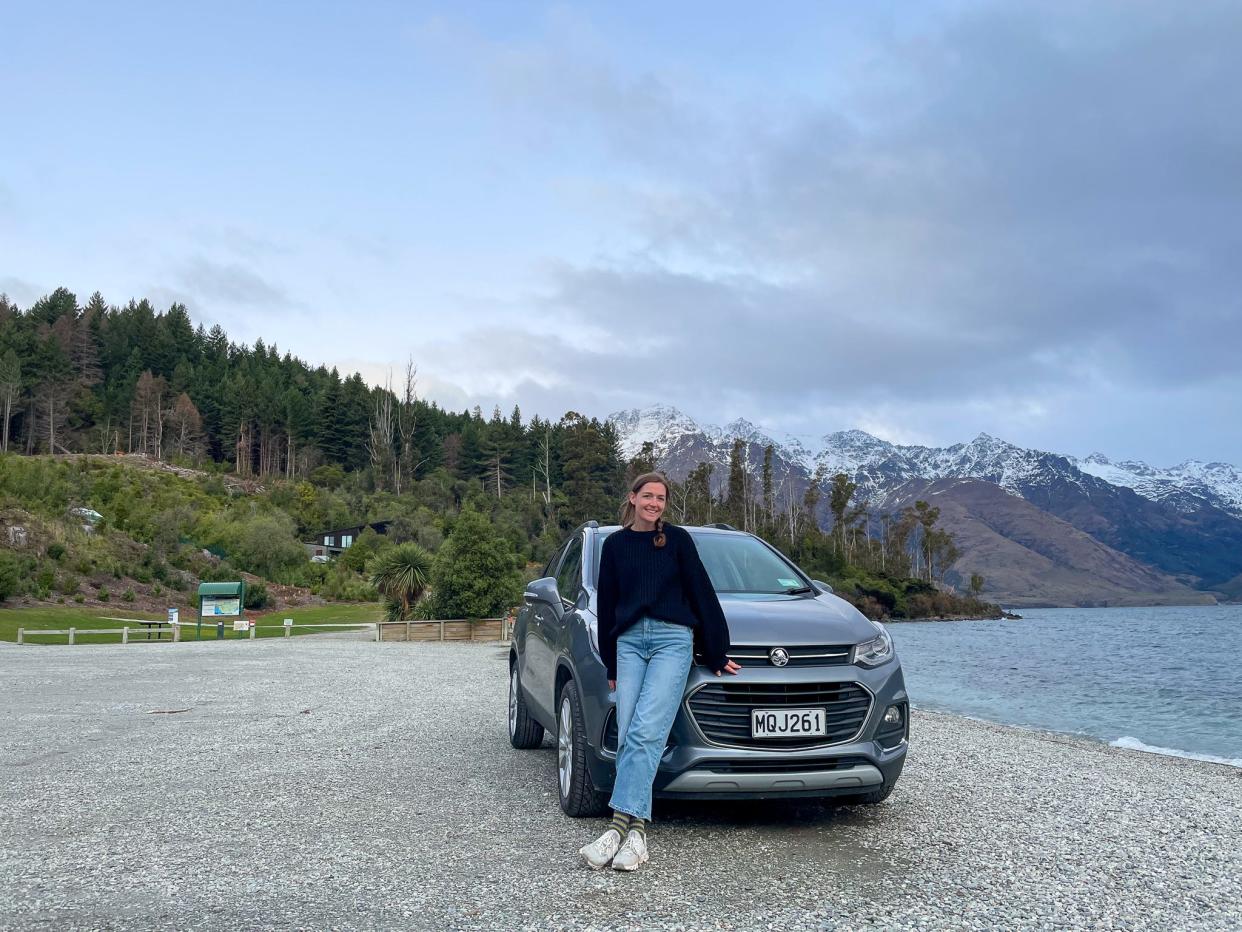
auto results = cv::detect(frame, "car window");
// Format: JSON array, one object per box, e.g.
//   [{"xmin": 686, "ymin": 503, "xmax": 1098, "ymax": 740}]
[
  {"xmin": 555, "ymin": 535, "xmax": 584, "ymax": 603},
  {"xmin": 544, "ymin": 540, "xmax": 569, "ymax": 579},
  {"xmin": 592, "ymin": 529, "xmax": 806, "ymax": 594}
]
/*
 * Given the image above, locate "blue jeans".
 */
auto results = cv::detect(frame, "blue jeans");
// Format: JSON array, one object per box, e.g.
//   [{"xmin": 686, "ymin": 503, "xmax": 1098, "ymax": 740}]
[{"xmin": 609, "ymin": 617, "xmax": 694, "ymax": 821}]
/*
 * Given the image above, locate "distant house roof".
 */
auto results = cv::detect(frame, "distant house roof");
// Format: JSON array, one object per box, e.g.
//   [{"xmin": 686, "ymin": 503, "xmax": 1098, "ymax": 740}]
[
  {"xmin": 306, "ymin": 521, "xmax": 393, "ymax": 548},
  {"xmin": 313, "ymin": 520, "xmax": 391, "ymax": 538}
]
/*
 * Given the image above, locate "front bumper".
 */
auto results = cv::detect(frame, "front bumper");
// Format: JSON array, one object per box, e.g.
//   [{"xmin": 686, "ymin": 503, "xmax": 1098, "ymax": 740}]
[
  {"xmin": 662, "ymin": 763, "xmax": 884, "ymax": 795},
  {"xmin": 586, "ymin": 657, "xmax": 909, "ymax": 800}
]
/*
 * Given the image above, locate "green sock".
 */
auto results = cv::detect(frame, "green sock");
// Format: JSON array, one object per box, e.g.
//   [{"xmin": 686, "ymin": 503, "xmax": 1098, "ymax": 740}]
[
  {"xmin": 628, "ymin": 817, "xmax": 646, "ymax": 839},
  {"xmin": 609, "ymin": 811, "xmax": 630, "ymax": 836}
]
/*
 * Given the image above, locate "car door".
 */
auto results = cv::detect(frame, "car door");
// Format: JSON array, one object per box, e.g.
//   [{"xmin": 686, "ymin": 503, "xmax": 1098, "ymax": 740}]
[
  {"xmin": 550, "ymin": 533, "xmax": 585, "ymax": 669},
  {"xmin": 524, "ymin": 538, "xmax": 575, "ymax": 721}
]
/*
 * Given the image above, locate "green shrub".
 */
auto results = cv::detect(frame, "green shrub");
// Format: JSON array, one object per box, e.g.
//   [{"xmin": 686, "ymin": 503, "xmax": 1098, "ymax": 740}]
[
  {"xmin": 98, "ymin": 588, "xmax": 110, "ymax": 602},
  {"xmin": 46, "ymin": 542, "xmax": 66, "ymax": 561},
  {"xmin": 56, "ymin": 573, "xmax": 79, "ymax": 595},
  {"xmin": 426, "ymin": 508, "xmax": 522, "ymax": 620},
  {"xmin": 122, "ymin": 588, "xmax": 135, "ymax": 602},
  {"xmin": 73, "ymin": 594, "xmax": 85, "ymax": 603},
  {"xmin": 243, "ymin": 580, "xmax": 269, "ymax": 610},
  {"xmin": 152, "ymin": 584, "xmax": 163, "ymax": 597},
  {"xmin": 0, "ymin": 552, "xmax": 20, "ymax": 602},
  {"xmin": 36, "ymin": 566, "xmax": 56, "ymax": 592}
]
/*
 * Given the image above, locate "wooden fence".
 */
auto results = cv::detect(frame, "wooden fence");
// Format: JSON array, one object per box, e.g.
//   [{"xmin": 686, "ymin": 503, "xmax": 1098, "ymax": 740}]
[
  {"xmin": 377, "ymin": 618, "xmax": 509, "ymax": 642},
  {"xmin": 17, "ymin": 624, "xmax": 180, "ymax": 645}
]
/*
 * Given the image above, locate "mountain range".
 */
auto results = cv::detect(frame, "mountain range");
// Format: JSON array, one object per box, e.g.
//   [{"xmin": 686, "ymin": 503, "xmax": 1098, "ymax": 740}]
[{"xmin": 608, "ymin": 405, "xmax": 1242, "ymax": 606}]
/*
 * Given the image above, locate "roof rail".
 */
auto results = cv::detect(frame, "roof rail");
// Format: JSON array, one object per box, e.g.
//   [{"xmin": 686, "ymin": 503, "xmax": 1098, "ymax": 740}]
[
  {"xmin": 703, "ymin": 522, "xmax": 738, "ymax": 531},
  {"xmin": 587, "ymin": 520, "xmax": 599, "ymax": 529}
]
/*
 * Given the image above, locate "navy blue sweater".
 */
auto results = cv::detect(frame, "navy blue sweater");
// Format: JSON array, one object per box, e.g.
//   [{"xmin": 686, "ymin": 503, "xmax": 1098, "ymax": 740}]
[{"xmin": 596, "ymin": 523, "xmax": 731, "ymax": 679}]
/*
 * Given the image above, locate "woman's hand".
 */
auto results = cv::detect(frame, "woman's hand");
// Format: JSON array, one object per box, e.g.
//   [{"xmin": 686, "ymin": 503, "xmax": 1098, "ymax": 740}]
[
  {"xmin": 608, "ymin": 679, "xmax": 616, "ymax": 691},
  {"xmin": 715, "ymin": 659, "xmax": 742, "ymax": 677}
]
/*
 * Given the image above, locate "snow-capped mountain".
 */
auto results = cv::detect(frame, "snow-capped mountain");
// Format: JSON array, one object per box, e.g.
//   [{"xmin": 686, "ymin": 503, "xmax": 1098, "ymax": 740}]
[
  {"xmin": 606, "ymin": 404, "xmax": 1242, "ymax": 595},
  {"xmin": 609, "ymin": 404, "xmax": 1242, "ymax": 519},
  {"xmin": 1078, "ymin": 453, "xmax": 1242, "ymax": 517}
]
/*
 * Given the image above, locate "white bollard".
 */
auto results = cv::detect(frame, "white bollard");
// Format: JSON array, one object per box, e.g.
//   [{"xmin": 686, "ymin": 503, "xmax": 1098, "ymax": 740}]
[
  {"xmin": 69, "ymin": 627, "xmax": 76, "ymax": 645},
  {"xmin": 122, "ymin": 627, "xmax": 129, "ymax": 645}
]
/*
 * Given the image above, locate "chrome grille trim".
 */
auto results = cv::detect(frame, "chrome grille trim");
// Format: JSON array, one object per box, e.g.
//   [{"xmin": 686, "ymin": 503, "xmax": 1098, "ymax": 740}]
[{"xmin": 683, "ymin": 680, "xmax": 874, "ymax": 751}]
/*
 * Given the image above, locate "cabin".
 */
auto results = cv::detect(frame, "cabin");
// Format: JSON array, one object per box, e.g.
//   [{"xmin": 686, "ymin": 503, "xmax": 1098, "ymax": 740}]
[{"xmin": 304, "ymin": 520, "xmax": 392, "ymax": 561}]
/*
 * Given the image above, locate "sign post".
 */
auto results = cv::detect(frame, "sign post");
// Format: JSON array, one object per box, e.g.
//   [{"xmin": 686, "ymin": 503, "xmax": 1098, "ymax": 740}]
[{"xmin": 195, "ymin": 582, "xmax": 246, "ymax": 640}]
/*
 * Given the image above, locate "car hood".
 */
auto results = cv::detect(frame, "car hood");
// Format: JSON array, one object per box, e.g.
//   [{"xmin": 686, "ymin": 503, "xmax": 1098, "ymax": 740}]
[{"xmin": 716, "ymin": 593, "xmax": 878, "ymax": 646}]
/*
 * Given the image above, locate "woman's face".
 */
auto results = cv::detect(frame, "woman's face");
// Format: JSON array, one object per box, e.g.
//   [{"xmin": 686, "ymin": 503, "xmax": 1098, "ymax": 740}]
[{"xmin": 629, "ymin": 481, "xmax": 668, "ymax": 524}]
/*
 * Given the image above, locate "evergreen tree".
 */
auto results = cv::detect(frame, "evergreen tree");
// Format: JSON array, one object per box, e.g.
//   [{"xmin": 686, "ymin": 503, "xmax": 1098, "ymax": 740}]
[{"xmin": 428, "ymin": 508, "xmax": 523, "ymax": 619}]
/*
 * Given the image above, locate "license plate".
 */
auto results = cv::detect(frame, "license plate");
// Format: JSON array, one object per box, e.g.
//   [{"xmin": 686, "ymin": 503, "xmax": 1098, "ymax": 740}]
[{"xmin": 751, "ymin": 708, "xmax": 827, "ymax": 738}]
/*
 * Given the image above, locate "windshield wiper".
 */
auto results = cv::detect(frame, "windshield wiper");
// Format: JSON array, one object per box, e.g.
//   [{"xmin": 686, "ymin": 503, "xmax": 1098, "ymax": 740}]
[{"xmin": 783, "ymin": 586, "xmax": 815, "ymax": 595}]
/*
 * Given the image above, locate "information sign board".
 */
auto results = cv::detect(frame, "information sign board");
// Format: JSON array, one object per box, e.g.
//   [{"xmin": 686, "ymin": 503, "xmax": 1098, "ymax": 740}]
[{"xmin": 202, "ymin": 597, "xmax": 242, "ymax": 617}]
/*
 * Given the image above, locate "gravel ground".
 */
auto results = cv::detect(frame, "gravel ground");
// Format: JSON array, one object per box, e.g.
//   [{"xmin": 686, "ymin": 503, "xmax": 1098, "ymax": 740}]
[{"xmin": 0, "ymin": 640, "xmax": 1238, "ymax": 931}]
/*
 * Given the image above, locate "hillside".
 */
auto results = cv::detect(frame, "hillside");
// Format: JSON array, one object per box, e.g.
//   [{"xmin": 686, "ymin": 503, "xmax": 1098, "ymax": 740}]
[
  {"xmin": 0, "ymin": 455, "xmax": 325, "ymax": 614},
  {"xmin": 885, "ymin": 479, "xmax": 1211, "ymax": 607}
]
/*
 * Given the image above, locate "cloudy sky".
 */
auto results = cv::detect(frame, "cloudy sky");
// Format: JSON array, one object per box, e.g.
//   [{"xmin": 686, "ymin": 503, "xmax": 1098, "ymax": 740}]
[{"xmin": 2, "ymin": 1, "xmax": 1239, "ymax": 465}]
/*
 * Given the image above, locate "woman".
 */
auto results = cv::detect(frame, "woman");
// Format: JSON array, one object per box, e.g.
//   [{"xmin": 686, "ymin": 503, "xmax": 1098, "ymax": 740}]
[{"xmin": 579, "ymin": 471, "xmax": 741, "ymax": 871}]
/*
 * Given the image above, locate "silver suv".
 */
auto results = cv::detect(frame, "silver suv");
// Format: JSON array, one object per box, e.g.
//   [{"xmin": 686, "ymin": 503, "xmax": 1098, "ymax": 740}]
[{"xmin": 508, "ymin": 522, "xmax": 909, "ymax": 816}]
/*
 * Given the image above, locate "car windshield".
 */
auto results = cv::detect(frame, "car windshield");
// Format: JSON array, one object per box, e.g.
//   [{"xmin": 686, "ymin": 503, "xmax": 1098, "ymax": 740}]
[{"xmin": 594, "ymin": 529, "xmax": 810, "ymax": 594}]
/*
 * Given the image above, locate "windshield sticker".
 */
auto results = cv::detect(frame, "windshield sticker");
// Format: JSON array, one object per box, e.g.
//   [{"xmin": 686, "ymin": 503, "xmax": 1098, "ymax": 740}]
[{"xmin": 778, "ymin": 578, "xmax": 800, "ymax": 587}]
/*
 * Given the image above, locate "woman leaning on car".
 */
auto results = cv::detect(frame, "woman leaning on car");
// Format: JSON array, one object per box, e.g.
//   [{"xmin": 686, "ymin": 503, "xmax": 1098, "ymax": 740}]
[{"xmin": 577, "ymin": 471, "xmax": 741, "ymax": 872}]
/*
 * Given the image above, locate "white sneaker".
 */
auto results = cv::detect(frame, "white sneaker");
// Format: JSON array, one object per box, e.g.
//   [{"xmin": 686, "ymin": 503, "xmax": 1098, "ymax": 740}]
[
  {"xmin": 579, "ymin": 828, "xmax": 623, "ymax": 870},
  {"xmin": 610, "ymin": 830, "xmax": 649, "ymax": 871}
]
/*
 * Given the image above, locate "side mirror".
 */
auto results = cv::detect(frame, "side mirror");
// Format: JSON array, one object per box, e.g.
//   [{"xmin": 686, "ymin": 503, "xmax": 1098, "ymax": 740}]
[
  {"xmin": 525, "ymin": 577, "xmax": 563, "ymax": 616},
  {"xmin": 812, "ymin": 579, "xmax": 833, "ymax": 594}
]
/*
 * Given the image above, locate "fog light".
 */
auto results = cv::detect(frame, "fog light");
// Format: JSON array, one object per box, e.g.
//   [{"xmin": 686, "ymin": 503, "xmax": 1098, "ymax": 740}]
[{"xmin": 882, "ymin": 705, "xmax": 902, "ymax": 725}]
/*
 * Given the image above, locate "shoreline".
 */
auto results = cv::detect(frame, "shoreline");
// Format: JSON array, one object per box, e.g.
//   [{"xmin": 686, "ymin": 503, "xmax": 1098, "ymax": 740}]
[{"xmin": 913, "ymin": 704, "xmax": 1242, "ymax": 771}]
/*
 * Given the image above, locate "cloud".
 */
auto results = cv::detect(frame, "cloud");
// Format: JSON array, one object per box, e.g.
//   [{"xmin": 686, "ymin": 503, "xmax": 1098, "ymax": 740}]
[
  {"xmin": 177, "ymin": 256, "xmax": 289, "ymax": 307},
  {"xmin": 0, "ymin": 276, "xmax": 44, "ymax": 307},
  {"xmin": 455, "ymin": 1, "xmax": 1242, "ymax": 455}
]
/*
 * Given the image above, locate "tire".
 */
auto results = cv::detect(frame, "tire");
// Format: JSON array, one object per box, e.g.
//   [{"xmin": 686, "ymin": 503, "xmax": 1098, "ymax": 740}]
[
  {"xmin": 508, "ymin": 663, "xmax": 545, "ymax": 749},
  {"xmin": 556, "ymin": 680, "xmax": 609, "ymax": 817},
  {"xmin": 840, "ymin": 781, "xmax": 896, "ymax": 806}
]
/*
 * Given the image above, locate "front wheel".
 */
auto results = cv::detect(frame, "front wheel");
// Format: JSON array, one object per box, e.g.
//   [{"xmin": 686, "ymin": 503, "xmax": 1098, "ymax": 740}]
[
  {"xmin": 840, "ymin": 781, "xmax": 897, "ymax": 806},
  {"xmin": 508, "ymin": 664, "xmax": 544, "ymax": 749},
  {"xmin": 557, "ymin": 680, "xmax": 609, "ymax": 817}
]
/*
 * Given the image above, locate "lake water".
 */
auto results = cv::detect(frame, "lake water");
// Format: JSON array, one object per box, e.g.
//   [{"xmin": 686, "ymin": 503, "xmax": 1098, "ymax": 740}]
[{"xmin": 885, "ymin": 604, "xmax": 1242, "ymax": 766}]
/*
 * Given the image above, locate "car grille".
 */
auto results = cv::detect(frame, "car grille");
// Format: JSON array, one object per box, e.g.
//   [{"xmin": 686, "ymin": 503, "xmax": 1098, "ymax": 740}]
[
  {"xmin": 687, "ymin": 682, "xmax": 872, "ymax": 748},
  {"xmin": 698, "ymin": 645, "xmax": 853, "ymax": 667}
]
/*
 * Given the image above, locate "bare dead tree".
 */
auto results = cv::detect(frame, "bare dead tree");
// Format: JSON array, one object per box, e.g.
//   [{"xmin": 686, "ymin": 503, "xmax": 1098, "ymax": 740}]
[
  {"xmin": 395, "ymin": 357, "xmax": 418, "ymax": 495},
  {"xmin": 367, "ymin": 375, "xmax": 396, "ymax": 491}
]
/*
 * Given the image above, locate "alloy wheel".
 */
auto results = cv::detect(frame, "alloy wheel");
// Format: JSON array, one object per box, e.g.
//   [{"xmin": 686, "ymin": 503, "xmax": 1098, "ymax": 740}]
[
  {"xmin": 508, "ymin": 668, "xmax": 519, "ymax": 738},
  {"xmin": 558, "ymin": 695, "xmax": 573, "ymax": 799}
]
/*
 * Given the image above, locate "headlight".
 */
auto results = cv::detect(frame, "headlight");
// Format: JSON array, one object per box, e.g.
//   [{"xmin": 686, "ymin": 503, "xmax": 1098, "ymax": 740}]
[{"xmin": 853, "ymin": 628, "xmax": 894, "ymax": 668}]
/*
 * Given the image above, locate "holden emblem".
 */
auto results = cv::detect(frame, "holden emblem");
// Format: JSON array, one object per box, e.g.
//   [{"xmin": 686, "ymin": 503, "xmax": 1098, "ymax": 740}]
[{"xmin": 769, "ymin": 648, "xmax": 790, "ymax": 667}]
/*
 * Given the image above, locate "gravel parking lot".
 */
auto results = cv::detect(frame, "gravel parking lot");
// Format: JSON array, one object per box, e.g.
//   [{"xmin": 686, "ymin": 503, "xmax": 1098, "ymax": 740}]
[{"xmin": 1, "ymin": 639, "xmax": 1239, "ymax": 931}]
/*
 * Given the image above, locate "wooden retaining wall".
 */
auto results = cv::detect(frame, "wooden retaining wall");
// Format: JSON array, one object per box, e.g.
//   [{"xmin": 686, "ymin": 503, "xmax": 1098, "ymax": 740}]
[{"xmin": 377, "ymin": 618, "xmax": 507, "ymax": 642}]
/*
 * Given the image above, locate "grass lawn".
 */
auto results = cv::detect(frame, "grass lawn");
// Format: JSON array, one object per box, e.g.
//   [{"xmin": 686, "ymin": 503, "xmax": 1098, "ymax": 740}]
[{"xmin": 0, "ymin": 602, "xmax": 383, "ymax": 645}]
